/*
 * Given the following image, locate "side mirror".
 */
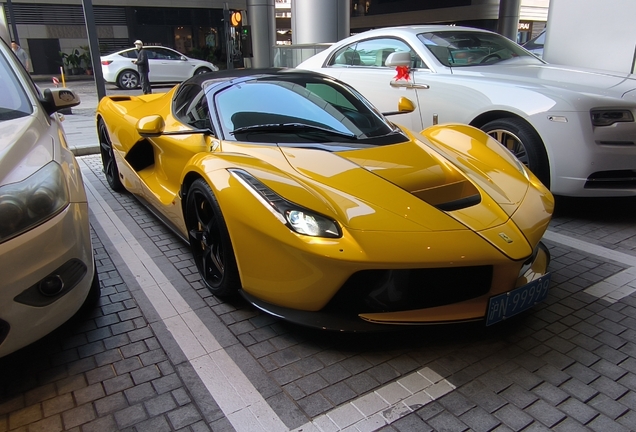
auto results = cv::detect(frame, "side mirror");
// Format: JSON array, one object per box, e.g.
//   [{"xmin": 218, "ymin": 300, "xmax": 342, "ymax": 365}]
[
  {"xmin": 382, "ymin": 97, "xmax": 416, "ymax": 117},
  {"xmin": 180, "ymin": 55, "xmax": 187, "ymax": 61},
  {"xmin": 136, "ymin": 115, "xmax": 165, "ymax": 137},
  {"xmin": 40, "ymin": 88, "xmax": 81, "ymax": 115},
  {"xmin": 385, "ymin": 51, "xmax": 411, "ymax": 68}
]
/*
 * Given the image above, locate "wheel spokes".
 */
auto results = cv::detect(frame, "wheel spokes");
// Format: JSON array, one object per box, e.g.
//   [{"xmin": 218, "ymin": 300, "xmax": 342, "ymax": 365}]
[
  {"xmin": 189, "ymin": 191, "xmax": 225, "ymax": 284},
  {"xmin": 488, "ymin": 129, "xmax": 529, "ymax": 166}
]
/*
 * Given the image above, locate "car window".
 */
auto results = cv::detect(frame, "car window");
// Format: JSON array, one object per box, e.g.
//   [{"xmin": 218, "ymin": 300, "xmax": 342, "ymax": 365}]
[
  {"xmin": 213, "ymin": 75, "xmax": 397, "ymax": 142},
  {"xmin": 355, "ymin": 38, "xmax": 426, "ymax": 69},
  {"xmin": 118, "ymin": 50, "xmax": 137, "ymax": 59},
  {"xmin": 327, "ymin": 38, "xmax": 425, "ymax": 69},
  {"xmin": 328, "ymin": 45, "xmax": 361, "ymax": 67},
  {"xmin": 173, "ymin": 84, "xmax": 214, "ymax": 132},
  {"xmin": 418, "ymin": 31, "xmax": 541, "ymax": 67},
  {"xmin": 149, "ymin": 48, "xmax": 182, "ymax": 60},
  {"xmin": 0, "ymin": 48, "xmax": 32, "ymax": 121}
]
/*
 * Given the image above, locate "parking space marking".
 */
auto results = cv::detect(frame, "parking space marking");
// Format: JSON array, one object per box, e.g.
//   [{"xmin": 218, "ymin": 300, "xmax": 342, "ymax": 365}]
[
  {"xmin": 82, "ymin": 169, "xmax": 288, "ymax": 432},
  {"xmin": 292, "ymin": 367, "xmax": 455, "ymax": 432},
  {"xmin": 545, "ymin": 230, "xmax": 636, "ymax": 302}
]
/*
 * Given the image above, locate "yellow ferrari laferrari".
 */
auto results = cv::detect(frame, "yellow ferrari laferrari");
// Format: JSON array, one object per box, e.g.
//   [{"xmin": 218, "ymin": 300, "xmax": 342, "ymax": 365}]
[{"xmin": 96, "ymin": 69, "xmax": 554, "ymax": 331}]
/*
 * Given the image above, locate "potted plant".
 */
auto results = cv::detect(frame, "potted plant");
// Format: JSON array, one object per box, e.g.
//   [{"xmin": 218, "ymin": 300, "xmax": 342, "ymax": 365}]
[
  {"xmin": 60, "ymin": 49, "xmax": 82, "ymax": 75},
  {"xmin": 79, "ymin": 46, "xmax": 92, "ymax": 75}
]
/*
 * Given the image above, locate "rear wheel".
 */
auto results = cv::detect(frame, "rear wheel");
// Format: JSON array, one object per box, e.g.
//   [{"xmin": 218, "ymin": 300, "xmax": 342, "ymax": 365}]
[
  {"xmin": 481, "ymin": 118, "xmax": 550, "ymax": 187},
  {"xmin": 116, "ymin": 69, "xmax": 139, "ymax": 89},
  {"xmin": 185, "ymin": 179, "xmax": 240, "ymax": 297},
  {"xmin": 98, "ymin": 119, "xmax": 124, "ymax": 191}
]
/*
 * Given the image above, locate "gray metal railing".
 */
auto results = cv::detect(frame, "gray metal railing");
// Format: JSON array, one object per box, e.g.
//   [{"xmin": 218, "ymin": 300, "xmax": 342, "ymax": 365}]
[{"xmin": 273, "ymin": 43, "xmax": 333, "ymax": 68}]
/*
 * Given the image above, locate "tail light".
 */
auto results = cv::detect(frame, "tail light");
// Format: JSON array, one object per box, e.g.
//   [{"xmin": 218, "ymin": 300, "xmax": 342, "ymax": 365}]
[{"xmin": 101, "ymin": 60, "xmax": 113, "ymax": 65}]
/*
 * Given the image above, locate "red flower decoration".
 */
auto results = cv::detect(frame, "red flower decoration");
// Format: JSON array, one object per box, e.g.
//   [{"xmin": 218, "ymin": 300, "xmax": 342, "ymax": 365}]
[{"xmin": 394, "ymin": 65, "xmax": 410, "ymax": 81}]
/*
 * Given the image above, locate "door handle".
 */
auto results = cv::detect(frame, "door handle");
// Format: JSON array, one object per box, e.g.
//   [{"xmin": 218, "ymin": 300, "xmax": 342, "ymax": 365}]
[{"xmin": 390, "ymin": 81, "xmax": 429, "ymax": 89}]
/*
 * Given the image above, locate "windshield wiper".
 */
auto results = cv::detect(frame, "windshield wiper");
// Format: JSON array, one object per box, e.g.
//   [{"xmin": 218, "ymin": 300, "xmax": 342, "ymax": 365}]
[{"xmin": 230, "ymin": 122, "xmax": 357, "ymax": 140}]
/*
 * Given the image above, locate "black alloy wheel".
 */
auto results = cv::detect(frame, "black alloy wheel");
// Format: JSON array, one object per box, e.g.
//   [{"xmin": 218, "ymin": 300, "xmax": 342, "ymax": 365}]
[
  {"xmin": 481, "ymin": 117, "xmax": 550, "ymax": 188},
  {"xmin": 98, "ymin": 119, "xmax": 124, "ymax": 191},
  {"xmin": 185, "ymin": 179, "xmax": 240, "ymax": 297}
]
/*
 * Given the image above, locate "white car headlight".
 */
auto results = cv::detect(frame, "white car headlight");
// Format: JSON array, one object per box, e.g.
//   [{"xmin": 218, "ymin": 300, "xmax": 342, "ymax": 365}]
[
  {"xmin": 591, "ymin": 109, "xmax": 634, "ymax": 126},
  {"xmin": 229, "ymin": 169, "xmax": 341, "ymax": 238},
  {"xmin": 0, "ymin": 162, "xmax": 70, "ymax": 244}
]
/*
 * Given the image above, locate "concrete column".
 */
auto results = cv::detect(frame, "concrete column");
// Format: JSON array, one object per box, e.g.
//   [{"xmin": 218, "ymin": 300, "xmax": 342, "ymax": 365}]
[
  {"xmin": 291, "ymin": 0, "xmax": 350, "ymax": 44},
  {"xmin": 497, "ymin": 0, "xmax": 521, "ymax": 41},
  {"xmin": 246, "ymin": 0, "xmax": 276, "ymax": 68}
]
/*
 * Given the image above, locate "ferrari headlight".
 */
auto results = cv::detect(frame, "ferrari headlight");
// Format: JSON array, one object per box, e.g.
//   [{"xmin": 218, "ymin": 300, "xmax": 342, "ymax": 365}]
[
  {"xmin": 591, "ymin": 109, "xmax": 634, "ymax": 126},
  {"xmin": 229, "ymin": 169, "xmax": 341, "ymax": 238},
  {"xmin": 0, "ymin": 162, "xmax": 70, "ymax": 244}
]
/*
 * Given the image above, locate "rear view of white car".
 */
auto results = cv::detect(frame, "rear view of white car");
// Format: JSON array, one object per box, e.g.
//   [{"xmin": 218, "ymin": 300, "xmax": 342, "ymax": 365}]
[
  {"xmin": 0, "ymin": 38, "xmax": 100, "ymax": 357},
  {"xmin": 101, "ymin": 46, "xmax": 219, "ymax": 89}
]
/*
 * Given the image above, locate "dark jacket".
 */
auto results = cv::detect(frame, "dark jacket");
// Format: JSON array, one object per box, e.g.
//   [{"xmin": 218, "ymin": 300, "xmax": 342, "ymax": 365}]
[{"xmin": 136, "ymin": 48, "xmax": 149, "ymax": 73}]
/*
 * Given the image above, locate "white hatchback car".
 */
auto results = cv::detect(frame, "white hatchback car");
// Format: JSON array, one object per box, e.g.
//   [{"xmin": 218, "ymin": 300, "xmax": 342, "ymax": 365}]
[
  {"xmin": 297, "ymin": 25, "xmax": 636, "ymax": 197},
  {"xmin": 0, "ymin": 38, "xmax": 99, "ymax": 357},
  {"xmin": 101, "ymin": 46, "xmax": 219, "ymax": 89}
]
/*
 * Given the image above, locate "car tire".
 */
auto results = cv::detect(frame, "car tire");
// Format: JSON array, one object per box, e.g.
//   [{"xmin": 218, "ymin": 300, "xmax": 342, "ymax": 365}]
[
  {"xmin": 185, "ymin": 179, "xmax": 240, "ymax": 297},
  {"xmin": 116, "ymin": 69, "xmax": 139, "ymax": 89},
  {"xmin": 98, "ymin": 119, "xmax": 125, "ymax": 192},
  {"xmin": 194, "ymin": 67, "xmax": 212, "ymax": 75},
  {"xmin": 481, "ymin": 118, "xmax": 550, "ymax": 187}
]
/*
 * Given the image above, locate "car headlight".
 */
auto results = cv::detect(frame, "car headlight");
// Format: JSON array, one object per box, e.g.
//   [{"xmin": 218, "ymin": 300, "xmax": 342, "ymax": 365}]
[
  {"xmin": 0, "ymin": 162, "xmax": 70, "ymax": 244},
  {"xmin": 228, "ymin": 169, "xmax": 341, "ymax": 238},
  {"xmin": 591, "ymin": 109, "xmax": 634, "ymax": 126}
]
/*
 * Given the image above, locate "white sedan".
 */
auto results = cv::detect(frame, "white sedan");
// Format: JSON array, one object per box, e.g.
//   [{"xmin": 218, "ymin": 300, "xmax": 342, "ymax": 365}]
[
  {"xmin": 0, "ymin": 38, "xmax": 99, "ymax": 357},
  {"xmin": 297, "ymin": 25, "xmax": 636, "ymax": 197},
  {"xmin": 101, "ymin": 46, "xmax": 219, "ymax": 89}
]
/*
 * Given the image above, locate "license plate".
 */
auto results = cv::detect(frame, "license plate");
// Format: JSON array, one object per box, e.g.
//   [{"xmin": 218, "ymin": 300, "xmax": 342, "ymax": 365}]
[{"xmin": 486, "ymin": 273, "xmax": 551, "ymax": 326}]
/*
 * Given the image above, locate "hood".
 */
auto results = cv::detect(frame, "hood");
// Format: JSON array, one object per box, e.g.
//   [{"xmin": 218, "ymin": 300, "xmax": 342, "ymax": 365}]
[
  {"xmin": 0, "ymin": 115, "xmax": 54, "ymax": 186},
  {"xmin": 453, "ymin": 62, "xmax": 636, "ymax": 99},
  {"xmin": 280, "ymin": 131, "xmax": 530, "ymax": 234}
]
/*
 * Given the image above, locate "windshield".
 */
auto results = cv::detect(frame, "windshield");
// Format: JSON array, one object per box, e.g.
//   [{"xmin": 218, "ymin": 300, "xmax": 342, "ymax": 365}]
[
  {"xmin": 214, "ymin": 75, "xmax": 402, "ymax": 144},
  {"xmin": 0, "ymin": 45, "xmax": 32, "ymax": 121},
  {"xmin": 418, "ymin": 30, "xmax": 542, "ymax": 67}
]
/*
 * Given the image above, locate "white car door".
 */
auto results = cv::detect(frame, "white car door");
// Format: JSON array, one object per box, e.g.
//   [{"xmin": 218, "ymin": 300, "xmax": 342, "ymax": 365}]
[
  {"xmin": 149, "ymin": 47, "xmax": 192, "ymax": 82},
  {"xmin": 329, "ymin": 38, "xmax": 426, "ymax": 133}
]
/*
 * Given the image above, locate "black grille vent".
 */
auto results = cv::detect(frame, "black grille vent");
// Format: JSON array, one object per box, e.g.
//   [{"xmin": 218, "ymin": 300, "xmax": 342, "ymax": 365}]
[
  {"xmin": 3, "ymin": 3, "xmax": 126, "ymax": 26},
  {"xmin": 585, "ymin": 170, "xmax": 636, "ymax": 189},
  {"xmin": 326, "ymin": 266, "xmax": 493, "ymax": 315}
]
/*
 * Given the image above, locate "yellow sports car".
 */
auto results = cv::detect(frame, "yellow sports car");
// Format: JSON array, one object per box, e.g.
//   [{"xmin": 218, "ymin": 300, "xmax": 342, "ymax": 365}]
[{"xmin": 96, "ymin": 69, "xmax": 553, "ymax": 331}]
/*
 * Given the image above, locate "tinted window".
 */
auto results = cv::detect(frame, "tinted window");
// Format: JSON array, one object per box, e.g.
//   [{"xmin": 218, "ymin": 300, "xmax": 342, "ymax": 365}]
[
  {"xmin": 149, "ymin": 48, "xmax": 182, "ymax": 60},
  {"xmin": 213, "ymin": 75, "xmax": 399, "ymax": 143},
  {"xmin": 418, "ymin": 31, "xmax": 541, "ymax": 67},
  {"xmin": 119, "ymin": 49, "xmax": 137, "ymax": 59},
  {"xmin": 173, "ymin": 84, "xmax": 213, "ymax": 132}
]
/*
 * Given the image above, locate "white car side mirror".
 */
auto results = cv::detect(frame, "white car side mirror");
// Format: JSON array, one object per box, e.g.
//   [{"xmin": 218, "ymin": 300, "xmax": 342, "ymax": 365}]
[
  {"xmin": 180, "ymin": 56, "xmax": 187, "ymax": 61},
  {"xmin": 385, "ymin": 52, "xmax": 411, "ymax": 68}
]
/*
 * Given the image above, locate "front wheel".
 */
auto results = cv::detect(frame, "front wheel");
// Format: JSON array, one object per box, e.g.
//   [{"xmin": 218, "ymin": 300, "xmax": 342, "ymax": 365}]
[
  {"xmin": 185, "ymin": 179, "xmax": 240, "ymax": 297},
  {"xmin": 481, "ymin": 118, "xmax": 550, "ymax": 187},
  {"xmin": 98, "ymin": 119, "xmax": 124, "ymax": 191},
  {"xmin": 116, "ymin": 69, "xmax": 139, "ymax": 89},
  {"xmin": 194, "ymin": 67, "xmax": 211, "ymax": 75}
]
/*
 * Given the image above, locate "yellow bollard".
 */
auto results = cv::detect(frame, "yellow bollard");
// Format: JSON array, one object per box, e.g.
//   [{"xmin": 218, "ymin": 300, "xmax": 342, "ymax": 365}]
[{"xmin": 59, "ymin": 66, "xmax": 66, "ymax": 87}]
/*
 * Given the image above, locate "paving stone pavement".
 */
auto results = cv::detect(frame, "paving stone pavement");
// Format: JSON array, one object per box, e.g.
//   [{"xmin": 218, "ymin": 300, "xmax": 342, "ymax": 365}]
[{"xmin": 3, "ymin": 84, "xmax": 636, "ymax": 430}]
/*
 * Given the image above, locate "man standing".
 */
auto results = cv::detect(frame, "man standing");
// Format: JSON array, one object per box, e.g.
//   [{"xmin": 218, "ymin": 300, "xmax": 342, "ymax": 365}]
[
  {"xmin": 11, "ymin": 41, "xmax": 30, "ymax": 72},
  {"xmin": 132, "ymin": 40, "xmax": 151, "ymax": 94}
]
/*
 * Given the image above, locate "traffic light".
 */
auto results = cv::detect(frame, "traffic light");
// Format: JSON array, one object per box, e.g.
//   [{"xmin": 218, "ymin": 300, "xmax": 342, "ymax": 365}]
[
  {"xmin": 231, "ymin": 11, "xmax": 242, "ymax": 27},
  {"xmin": 240, "ymin": 25, "xmax": 253, "ymax": 58}
]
